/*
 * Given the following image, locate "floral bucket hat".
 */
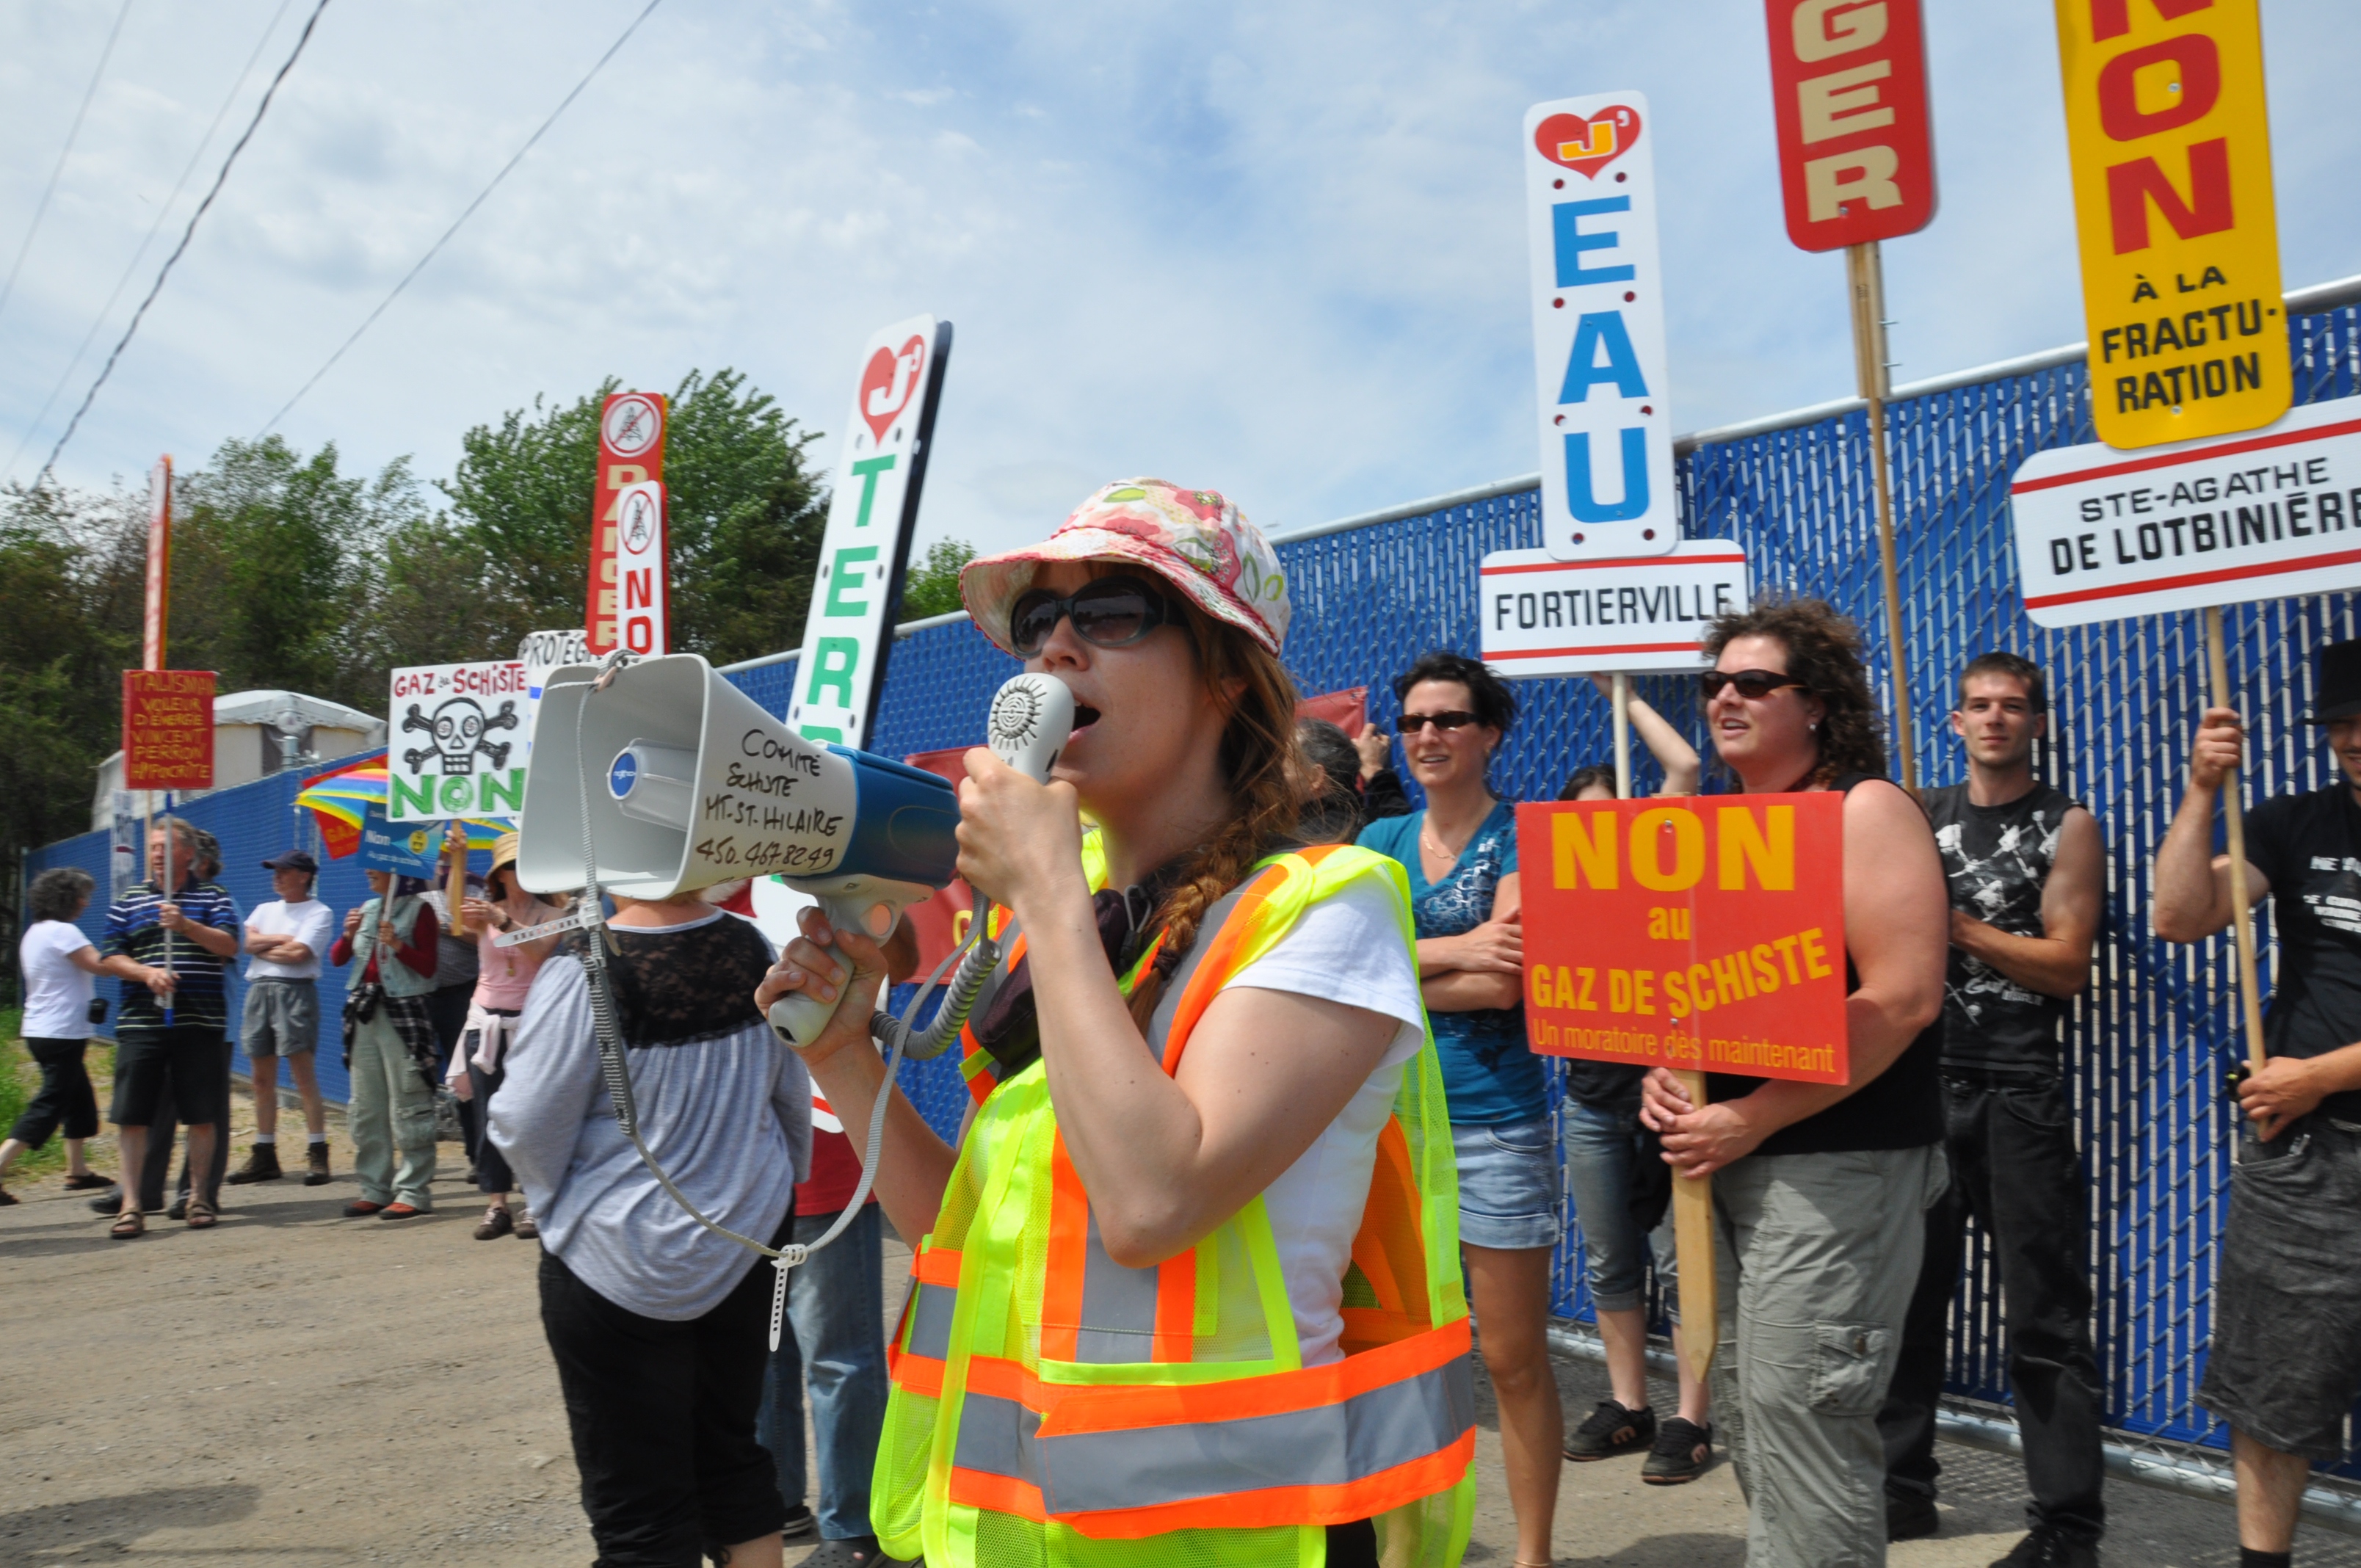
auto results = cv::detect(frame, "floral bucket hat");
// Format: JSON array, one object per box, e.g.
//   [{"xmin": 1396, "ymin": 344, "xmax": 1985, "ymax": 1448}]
[{"xmin": 960, "ymin": 479, "xmax": 1290, "ymax": 656}]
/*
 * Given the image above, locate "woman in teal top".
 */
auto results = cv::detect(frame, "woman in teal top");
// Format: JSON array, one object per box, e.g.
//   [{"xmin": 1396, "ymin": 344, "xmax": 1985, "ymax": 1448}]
[{"xmin": 1357, "ymin": 650, "xmax": 1559, "ymax": 1568}]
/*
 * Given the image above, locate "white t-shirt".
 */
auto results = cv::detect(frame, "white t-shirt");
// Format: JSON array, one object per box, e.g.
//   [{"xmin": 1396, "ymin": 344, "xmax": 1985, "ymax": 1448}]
[
  {"xmin": 20, "ymin": 920, "xmax": 97, "ymax": 1039},
  {"xmin": 245, "ymin": 898, "xmax": 335, "ymax": 981},
  {"xmin": 1210, "ymin": 876, "xmax": 1427, "ymax": 1367}
]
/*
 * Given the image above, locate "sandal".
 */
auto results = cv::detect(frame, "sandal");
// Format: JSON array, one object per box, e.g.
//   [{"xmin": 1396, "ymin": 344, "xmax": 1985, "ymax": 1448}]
[
  {"xmin": 110, "ymin": 1209, "xmax": 145, "ymax": 1239},
  {"xmin": 185, "ymin": 1196, "xmax": 217, "ymax": 1230}
]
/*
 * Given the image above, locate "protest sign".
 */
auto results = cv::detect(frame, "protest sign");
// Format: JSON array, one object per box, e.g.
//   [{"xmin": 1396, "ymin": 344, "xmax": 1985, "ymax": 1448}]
[
  {"xmin": 2010, "ymin": 395, "xmax": 2361, "ymax": 627},
  {"xmin": 612, "ymin": 479, "xmax": 669, "ymax": 656},
  {"xmin": 1479, "ymin": 541, "xmax": 1749, "ymax": 675},
  {"xmin": 588, "ymin": 391, "xmax": 668, "ymax": 653},
  {"xmin": 121, "ymin": 669, "xmax": 215, "ymax": 791},
  {"xmin": 1763, "ymin": 0, "xmax": 1937, "ymax": 251},
  {"xmin": 2055, "ymin": 0, "xmax": 2286, "ymax": 449},
  {"xmin": 361, "ymin": 807, "xmax": 441, "ymax": 876},
  {"xmin": 517, "ymin": 628, "xmax": 593, "ymax": 763},
  {"xmin": 1524, "ymin": 92, "xmax": 1676, "ymax": 562},
  {"xmin": 1517, "ymin": 794, "xmax": 1849, "ymax": 1082},
  {"xmin": 788, "ymin": 315, "xmax": 953, "ymax": 747},
  {"xmin": 388, "ymin": 661, "xmax": 529, "ymax": 821}
]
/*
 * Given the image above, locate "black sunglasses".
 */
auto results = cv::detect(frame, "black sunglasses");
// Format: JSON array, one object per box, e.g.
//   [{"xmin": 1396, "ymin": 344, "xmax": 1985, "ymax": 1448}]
[
  {"xmin": 1700, "ymin": 668, "xmax": 1805, "ymax": 700},
  {"xmin": 1397, "ymin": 711, "xmax": 1483, "ymax": 734},
  {"xmin": 1008, "ymin": 576, "xmax": 1175, "ymax": 657}
]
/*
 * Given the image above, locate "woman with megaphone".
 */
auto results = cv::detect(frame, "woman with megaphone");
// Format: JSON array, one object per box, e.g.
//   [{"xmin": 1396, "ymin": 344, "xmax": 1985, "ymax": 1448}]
[{"xmin": 758, "ymin": 481, "xmax": 1479, "ymax": 1568}]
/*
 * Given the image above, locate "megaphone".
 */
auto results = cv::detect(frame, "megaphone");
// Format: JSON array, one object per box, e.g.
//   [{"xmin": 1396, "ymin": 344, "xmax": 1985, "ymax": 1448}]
[{"xmin": 517, "ymin": 653, "xmax": 961, "ymax": 1042}]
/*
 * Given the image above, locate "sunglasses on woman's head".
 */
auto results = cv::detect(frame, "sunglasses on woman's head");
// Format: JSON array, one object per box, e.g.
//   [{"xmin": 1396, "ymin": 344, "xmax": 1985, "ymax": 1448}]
[
  {"xmin": 1008, "ymin": 576, "xmax": 1175, "ymax": 656},
  {"xmin": 1397, "ymin": 711, "xmax": 1481, "ymax": 734},
  {"xmin": 1700, "ymin": 669, "xmax": 1805, "ymax": 700}
]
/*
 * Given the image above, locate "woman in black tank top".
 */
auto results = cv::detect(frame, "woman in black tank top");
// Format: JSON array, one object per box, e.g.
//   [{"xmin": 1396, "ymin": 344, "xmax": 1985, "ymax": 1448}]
[{"xmin": 1636, "ymin": 600, "xmax": 1950, "ymax": 1568}]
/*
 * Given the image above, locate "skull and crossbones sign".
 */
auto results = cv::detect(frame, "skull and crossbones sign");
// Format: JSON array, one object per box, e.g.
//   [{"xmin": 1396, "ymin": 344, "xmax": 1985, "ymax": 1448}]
[{"xmin": 402, "ymin": 697, "xmax": 520, "ymax": 774}]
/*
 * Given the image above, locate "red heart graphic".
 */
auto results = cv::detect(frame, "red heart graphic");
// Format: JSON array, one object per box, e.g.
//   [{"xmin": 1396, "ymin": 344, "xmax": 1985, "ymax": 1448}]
[
  {"xmin": 859, "ymin": 335, "xmax": 927, "ymax": 446},
  {"xmin": 1534, "ymin": 106, "xmax": 1642, "ymax": 180}
]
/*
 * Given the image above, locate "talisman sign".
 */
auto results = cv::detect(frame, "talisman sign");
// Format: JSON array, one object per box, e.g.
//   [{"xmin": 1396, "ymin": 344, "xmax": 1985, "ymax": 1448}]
[
  {"xmin": 1763, "ymin": 0, "xmax": 1938, "ymax": 250},
  {"xmin": 587, "ymin": 392, "xmax": 668, "ymax": 653},
  {"xmin": 121, "ymin": 669, "xmax": 214, "ymax": 790},
  {"xmin": 1524, "ymin": 92, "xmax": 1677, "ymax": 561},
  {"xmin": 1517, "ymin": 794, "xmax": 1849, "ymax": 1083},
  {"xmin": 2010, "ymin": 395, "xmax": 2361, "ymax": 627},
  {"xmin": 1479, "ymin": 541, "xmax": 1749, "ymax": 675},
  {"xmin": 388, "ymin": 661, "xmax": 529, "ymax": 820},
  {"xmin": 2055, "ymin": 0, "xmax": 2286, "ymax": 449},
  {"xmin": 789, "ymin": 315, "xmax": 952, "ymax": 747}
]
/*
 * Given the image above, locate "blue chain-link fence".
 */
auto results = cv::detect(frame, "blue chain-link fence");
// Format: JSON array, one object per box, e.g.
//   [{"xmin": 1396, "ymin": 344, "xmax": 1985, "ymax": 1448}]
[{"xmin": 29, "ymin": 294, "xmax": 2361, "ymax": 1481}]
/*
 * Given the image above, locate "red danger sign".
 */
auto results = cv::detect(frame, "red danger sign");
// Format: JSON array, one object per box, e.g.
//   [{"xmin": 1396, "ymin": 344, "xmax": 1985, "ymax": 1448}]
[
  {"xmin": 1763, "ymin": 0, "xmax": 1938, "ymax": 252},
  {"xmin": 1517, "ymin": 794, "xmax": 1850, "ymax": 1084}
]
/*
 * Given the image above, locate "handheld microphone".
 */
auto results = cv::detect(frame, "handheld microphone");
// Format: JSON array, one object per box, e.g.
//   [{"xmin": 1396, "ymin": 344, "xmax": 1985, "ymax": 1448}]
[{"xmin": 988, "ymin": 672, "xmax": 1076, "ymax": 782}]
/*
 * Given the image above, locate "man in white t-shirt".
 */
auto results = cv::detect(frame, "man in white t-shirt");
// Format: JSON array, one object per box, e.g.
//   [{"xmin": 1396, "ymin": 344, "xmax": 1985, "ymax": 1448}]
[{"xmin": 230, "ymin": 850, "xmax": 336, "ymax": 1186}]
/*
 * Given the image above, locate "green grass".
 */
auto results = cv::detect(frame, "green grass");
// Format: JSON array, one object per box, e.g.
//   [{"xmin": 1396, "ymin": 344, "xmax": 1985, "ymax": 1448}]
[{"xmin": 4, "ymin": 1007, "xmax": 112, "ymax": 1183}]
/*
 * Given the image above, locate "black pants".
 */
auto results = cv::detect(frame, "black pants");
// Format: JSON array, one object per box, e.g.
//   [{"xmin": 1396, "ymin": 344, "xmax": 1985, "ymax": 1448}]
[
  {"xmin": 10, "ymin": 1038, "xmax": 99, "ymax": 1147},
  {"xmin": 1879, "ymin": 1070, "xmax": 2106, "ymax": 1541},
  {"xmin": 427, "ymin": 986, "xmax": 482, "ymax": 1161},
  {"xmin": 539, "ymin": 1209, "xmax": 794, "ymax": 1567},
  {"xmin": 465, "ymin": 1056, "xmax": 515, "ymax": 1194},
  {"xmin": 126, "ymin": 1037, "xmax": 231, "ymax": 1210}
]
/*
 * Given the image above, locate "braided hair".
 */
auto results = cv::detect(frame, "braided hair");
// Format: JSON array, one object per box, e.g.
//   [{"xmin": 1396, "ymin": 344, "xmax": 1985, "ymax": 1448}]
[{"xmin": 1123, "ymin": 593, "xmax": 1308, "ymax": 1031}]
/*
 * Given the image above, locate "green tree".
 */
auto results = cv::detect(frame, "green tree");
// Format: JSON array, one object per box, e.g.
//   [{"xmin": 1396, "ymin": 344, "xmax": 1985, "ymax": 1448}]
[
  {"xmin": 437, "ymin": 369, "xmax": 827, "ymax": 664},
  {"xmin": 897, "ymin": 537, "xmax": 975, "ymax": 621}
]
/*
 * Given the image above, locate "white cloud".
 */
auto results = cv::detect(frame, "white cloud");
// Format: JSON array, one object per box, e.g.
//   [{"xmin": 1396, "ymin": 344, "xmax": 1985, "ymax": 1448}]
[{"xmin": 0, "ymin": 0, "xmax": 2352, "ymax": 575}]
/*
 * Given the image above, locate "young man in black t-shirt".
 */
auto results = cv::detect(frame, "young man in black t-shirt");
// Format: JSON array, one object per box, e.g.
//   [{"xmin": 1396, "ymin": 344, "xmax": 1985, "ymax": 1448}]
[
  {"xmin": 2157, "ymin": 637, "xmax": 2361, "ymax": 1568},
  {"xmin": 1877, "ymin": 654, "xmax": 2108, "ymax": 1567}
]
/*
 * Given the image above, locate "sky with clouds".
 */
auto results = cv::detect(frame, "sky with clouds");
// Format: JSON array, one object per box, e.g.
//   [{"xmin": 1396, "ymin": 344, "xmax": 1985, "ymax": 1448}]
[{"xmin": 1, "ymin": 0, "xmax": 2355, "ymax": 562}]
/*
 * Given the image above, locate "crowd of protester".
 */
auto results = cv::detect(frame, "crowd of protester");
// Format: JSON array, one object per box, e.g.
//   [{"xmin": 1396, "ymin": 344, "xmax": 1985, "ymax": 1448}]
[{"xmin": 10, "ymin": 589, "xmax": 2360, "ymax": 1568}]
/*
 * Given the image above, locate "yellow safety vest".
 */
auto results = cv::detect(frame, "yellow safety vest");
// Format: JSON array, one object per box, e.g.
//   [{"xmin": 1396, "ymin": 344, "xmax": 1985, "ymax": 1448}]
[{"xmin": 875, "ymin": 842, "xmax": 1476, "ymax": 1567}]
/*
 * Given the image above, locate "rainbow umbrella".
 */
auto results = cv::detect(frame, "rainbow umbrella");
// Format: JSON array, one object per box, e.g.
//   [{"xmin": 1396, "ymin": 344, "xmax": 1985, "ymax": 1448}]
[{"xmin": 296, "ymin": 761, "xmax": 510, "ymax": 858}]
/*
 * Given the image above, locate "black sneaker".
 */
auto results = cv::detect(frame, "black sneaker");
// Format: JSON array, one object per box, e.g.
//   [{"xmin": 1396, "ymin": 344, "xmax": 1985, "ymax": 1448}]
[
  {"xmin": 1990, "ymin": 1526, "xmax": 2098, "ymax": 1568},
  {"xmin": 781, "ymin": 1503, "xmax": 818, "ymax": 1542},
  {"xmin": 1887, "ymin": 1489, "xmax": 1940, "ymax": 1542},
  {"xmin": 166, "ymin": 1196, "xmax": 189, "ymax": 1222},
  {"xmin": 226, "ymin": 1143, "xmax": 283, "ymax": 1184},
  {"xmin": 1641, "ymin": 1417, "xmax": 1713, "ymax": 1484},
  {"xmin": 1562, "ymin": 1398, "xmax": 1656, "ymax": 1461}
]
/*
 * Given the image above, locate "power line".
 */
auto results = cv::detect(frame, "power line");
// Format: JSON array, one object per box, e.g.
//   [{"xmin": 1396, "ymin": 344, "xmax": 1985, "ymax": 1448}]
[
  {"xmin": 2, "ymin": 0, "xmax": 297, "ymax": 486},
  {"xmin": 0, "ymin": 0, "xmax": 137, "ymax": 333},
  {"xmin": 35, "ymin": 0, "xmax": 332, "ymax": 490},
  {"xmin": 258, "ymin": 0, "xmax": 666, "ymax": 436}
]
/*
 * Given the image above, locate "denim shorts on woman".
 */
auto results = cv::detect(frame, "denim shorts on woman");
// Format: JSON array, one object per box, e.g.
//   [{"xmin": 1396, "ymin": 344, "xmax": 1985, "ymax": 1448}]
[{"xmin": 1451, "ymin": 1117, "xmax": 1561, "ymax": 1251}]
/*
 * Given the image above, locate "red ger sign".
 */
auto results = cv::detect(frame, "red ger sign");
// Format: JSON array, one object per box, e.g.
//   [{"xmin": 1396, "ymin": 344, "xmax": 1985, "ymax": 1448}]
[{"xmin": 1764, "ymin": 0, "xmax": 1938, "ymax": 251}]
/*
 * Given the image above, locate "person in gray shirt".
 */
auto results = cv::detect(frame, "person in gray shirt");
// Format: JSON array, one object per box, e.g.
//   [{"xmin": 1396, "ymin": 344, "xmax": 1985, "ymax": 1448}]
[{"xmin": 491, "ymin": 890, "xmax": 810, "ymax": 1568}]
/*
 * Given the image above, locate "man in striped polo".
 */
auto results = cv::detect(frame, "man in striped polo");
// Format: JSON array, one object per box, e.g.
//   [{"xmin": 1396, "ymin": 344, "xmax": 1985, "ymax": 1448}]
[{"xmin": 95, "ymin": 817, "xmax": 242, "ymax": 1235}]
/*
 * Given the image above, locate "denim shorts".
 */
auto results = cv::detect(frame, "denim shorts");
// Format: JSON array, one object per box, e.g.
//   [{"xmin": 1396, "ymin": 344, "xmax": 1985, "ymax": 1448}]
[
  {"xmin": 1559, "ymin": 1097, "xmax": 1673, "ymax": 1313},
  {"xmin": 2197, "ymin": 1116, "xmax": 2361, "ymax": 1459},
  {"xmin": 1451, "ymin": 1116, "xmax": 1561, "ymax": 1251}
]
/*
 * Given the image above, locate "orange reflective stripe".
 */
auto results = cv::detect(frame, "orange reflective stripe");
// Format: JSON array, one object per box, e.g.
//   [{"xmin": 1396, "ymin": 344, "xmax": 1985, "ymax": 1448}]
[
  {"xmin": 946, "ymin": 1464, "xmax": 1047, "ymax": 1522},
  {"xmin": 959, "ymin": 921, "xmax": 1026, "ymax": 1106},
  {"xmin": 960, "ymin": 1315, "xmax": 1469, "ymax": 1434},
  {"xmin": 914, "ymin": 1245, "xmax": 962, "ymax": 1287},
  {"xmin": 1341, "ymin": 1117, "xmax": 1432, "ymax": 1354},
  {"xmin": 888, "ymin": 1344, "xmax": 945, "ymax": 1397},
  {"xmin": 1158, "ymin": 845, "xmax": 1347, "ymax": 1075},
  {"xmin": 1031, "ymin": 1431, "xmax": 1476, "ymax": 1540},
  {"xmin": 1038, "ymin": 1134, "xmax": 1089, "ymax": 1362},
  {"xmin": 1150, "ymin": 1245, "xmax": 1195, "ymax": 1365}
]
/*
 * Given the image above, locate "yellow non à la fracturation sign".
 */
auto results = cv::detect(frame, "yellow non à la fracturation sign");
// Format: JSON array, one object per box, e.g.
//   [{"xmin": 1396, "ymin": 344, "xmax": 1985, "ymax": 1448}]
[{"xmin": 2053, "ymin": 0, "xmax": 2288, "ymax": 451}]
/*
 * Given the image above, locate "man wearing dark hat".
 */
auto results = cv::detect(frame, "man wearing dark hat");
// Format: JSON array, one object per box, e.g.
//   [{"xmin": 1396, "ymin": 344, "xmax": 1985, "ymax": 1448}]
[
  {"xmin": 231, "ymin": 849, "xmax": 336, "ymax": 1186},
  {"xmin": 2155, "ymin": 637, "xmax": 2361, "ymax": 1568}
]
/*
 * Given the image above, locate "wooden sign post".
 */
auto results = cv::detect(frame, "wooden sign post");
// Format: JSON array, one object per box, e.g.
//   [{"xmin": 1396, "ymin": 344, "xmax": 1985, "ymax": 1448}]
[{"xmin": 1762, "ymin": 0, "xmax": 1940, "ymax": 790}]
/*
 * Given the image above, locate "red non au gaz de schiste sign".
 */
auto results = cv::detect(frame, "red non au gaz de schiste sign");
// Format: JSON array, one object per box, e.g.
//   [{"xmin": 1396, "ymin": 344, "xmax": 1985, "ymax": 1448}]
[{"xmin": 1517, "ymin": 795, "xmax": 1850, "ymax": 1084}]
